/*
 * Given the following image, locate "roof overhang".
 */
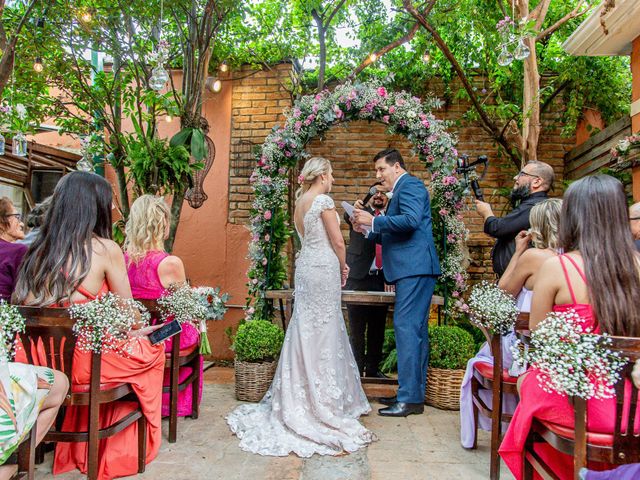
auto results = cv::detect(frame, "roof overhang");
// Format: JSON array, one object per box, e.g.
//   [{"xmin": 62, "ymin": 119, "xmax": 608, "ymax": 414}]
[{"xmin": 563, "ymin": 0, "xmax": 640, "ymax": 56}]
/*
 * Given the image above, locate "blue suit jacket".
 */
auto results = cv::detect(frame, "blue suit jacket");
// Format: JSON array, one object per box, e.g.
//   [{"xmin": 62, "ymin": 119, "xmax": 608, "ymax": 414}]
[{"xmin": 369, "ymin": 174, "xmax": 441, "ymax": 283}]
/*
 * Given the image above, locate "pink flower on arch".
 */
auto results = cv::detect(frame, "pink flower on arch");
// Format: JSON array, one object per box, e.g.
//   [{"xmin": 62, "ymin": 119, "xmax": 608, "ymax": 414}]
[
  {"xmin": 264, "ymin": 210, "xmax": 272, "ymax": 220},
  {"xmin": 439, "ymin": 208, "xmax": 449, "ymax": 216},
  {"xmin": 377, "ymin": 86, "xmax": 388, "ymax": 98},
  {"xmin": 389, "ymin": 106, "xmax": 396, "ymax": 114},
  {"xmin": 382, "ymin": 115, "xmax": 390, "ymax": 123}
]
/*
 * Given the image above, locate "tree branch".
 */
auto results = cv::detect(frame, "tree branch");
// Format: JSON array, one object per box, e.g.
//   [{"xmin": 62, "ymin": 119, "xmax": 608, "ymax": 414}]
[
  {"xmin": 536, "ymin": 1, "xmax": 590, "ymax": 42},
  {"xmin": 349, "ymin": 22, "xmax": 420, "ymax": 78},
  {"xmin": 324, "ymin": 0, "xmax": 347, "ymax": 29},
  {"xmin": 403, "ymin": 0, "xmax": 521, "ymax": 167}
]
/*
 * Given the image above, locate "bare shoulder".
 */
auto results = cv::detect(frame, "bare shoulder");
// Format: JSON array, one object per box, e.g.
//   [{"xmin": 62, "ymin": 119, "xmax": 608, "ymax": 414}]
[
  {"xmin": 92, "ymin": 237, "xmax": 124, "ymax": 260},
  {"xmin": 538, "ymin": 254, "xmax": 563, "ymax": 279},
  {"xmin": 520, "ymin": 248, "xmax": 556, "ymax": 268},
  {"xmin": 158, "ymin": 255, "xmax": 186, "ymax": 285}
]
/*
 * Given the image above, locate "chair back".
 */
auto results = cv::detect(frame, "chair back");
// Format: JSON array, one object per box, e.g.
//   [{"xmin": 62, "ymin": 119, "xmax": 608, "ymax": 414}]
[
  {"xmin": 574, "ymin": 335, "xmax": 640, "ymax": 469},
  {"xmin": 136, "ymin": 299, "xmax": 162, "ymax": 325},
  {"xmin": 17, "ymin": 306, "xmax": 77, "ymax": 378}
]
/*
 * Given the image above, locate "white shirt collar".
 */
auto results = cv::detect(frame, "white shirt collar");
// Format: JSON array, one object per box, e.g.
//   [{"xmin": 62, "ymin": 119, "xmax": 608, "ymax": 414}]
[{"xmin": 391, "ymin": 172, "xmax": 408, "ymax": 193}]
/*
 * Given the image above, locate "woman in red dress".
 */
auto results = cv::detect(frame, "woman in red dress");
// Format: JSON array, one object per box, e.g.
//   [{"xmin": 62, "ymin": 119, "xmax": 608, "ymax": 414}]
[
  {"xmin": 13, "ymin": 172, "xmax": 165, "ymax": 480},
  {"xmin": 499, "ymin": 174, "xmax": 640, "ymax": 480}
]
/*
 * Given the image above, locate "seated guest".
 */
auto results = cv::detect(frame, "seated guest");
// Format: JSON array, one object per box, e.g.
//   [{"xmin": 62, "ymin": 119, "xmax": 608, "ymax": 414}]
[
  {"xmin": 460, "ymin": 198, "xmax": 562, "ymax": 448},
  {"xmin": 499, "ymin": 174, "xmax": 640, "ymax": 480},
  {"xmin": 17, "ymin": 196, "xmax": 52, "ymax": 246},
  {"xmin": 629, "ymin": 201, "xmax": 640, "ymax": 251},
  {"xmin": 124, "ymin": 194, "xmax": 202, "ymax": 417},
  {"xmin": 0, "ymin": 363, "xmax": 68, "ymax": 480},
  {"xmin": 0, "ymin": 197, "xmax": 27, "ymax": 301},
  {"xmin": 12, "ymin": 172, "xmax": 165, "ymax": 480}
]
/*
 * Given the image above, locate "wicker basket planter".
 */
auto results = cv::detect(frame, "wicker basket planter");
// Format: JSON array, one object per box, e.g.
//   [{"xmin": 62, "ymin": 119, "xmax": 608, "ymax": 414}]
[
  {"xmin": 234, "ymin": 358, "xmax": 277, "ymax": 402},
  {"xmin": 425, "ymin": 367, "xmax": 465, "ymax": 410}
]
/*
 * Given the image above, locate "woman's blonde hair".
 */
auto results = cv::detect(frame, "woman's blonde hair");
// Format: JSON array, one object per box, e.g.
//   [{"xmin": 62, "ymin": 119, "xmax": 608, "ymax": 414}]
[
  {"xmin": 529, "ymin": 198, "xmax": 562, "ymax": 250},
  {"xmin": 295, "ymin": 157, "xmax": 331, "ymax": 201},
  {"xmin": 124, "ymin": 194, "xmax": 170, "ymax": 263}
]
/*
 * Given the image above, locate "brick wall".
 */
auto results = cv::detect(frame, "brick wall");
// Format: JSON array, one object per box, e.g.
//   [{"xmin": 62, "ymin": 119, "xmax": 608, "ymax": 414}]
[{"xmin": 228, "ymin": 66, "xmax": 574, "ymax": 281}]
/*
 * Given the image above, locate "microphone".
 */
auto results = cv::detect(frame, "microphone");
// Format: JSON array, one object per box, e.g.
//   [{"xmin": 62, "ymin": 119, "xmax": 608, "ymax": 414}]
[{"xmin": 361, "ymin": 182, "xmax": 382, "ymax": 205}]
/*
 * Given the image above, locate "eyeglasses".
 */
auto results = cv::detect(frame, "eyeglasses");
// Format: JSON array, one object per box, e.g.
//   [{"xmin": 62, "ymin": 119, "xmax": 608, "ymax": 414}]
[
  {"xmin": 630, "ymin": 217, "xmax": 640, "ymax": 221},
  {"xmin": 4, "ymin": 213, "xmax": 22, "ymax": 221},
  {"xmin": 514, "ymin": 170, "xmax": 540, "ymax": 180}
]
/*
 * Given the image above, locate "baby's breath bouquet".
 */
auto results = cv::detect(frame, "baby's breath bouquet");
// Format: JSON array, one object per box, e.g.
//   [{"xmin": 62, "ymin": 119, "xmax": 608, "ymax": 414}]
[
  {"xmin": 157, "ymin": 283, "xmax": 208, "ymax": 326},
  {"xmin": 69, "ymin": 293, "xmax": 150, "ymax": 355},
  {"xmin": 0, "ymin": 300, "xmax": 26, "ymax": 362},
  {"xmin": 192, "ymin": 286, "xmax": 229, "ymax": 355},
  {"xmin": 468, "ymin": 281, "xmax": 518, "ymax": 335},
  {"xmin": 511, "ymin": 310, "xmax": 627, "ymax": 400}
]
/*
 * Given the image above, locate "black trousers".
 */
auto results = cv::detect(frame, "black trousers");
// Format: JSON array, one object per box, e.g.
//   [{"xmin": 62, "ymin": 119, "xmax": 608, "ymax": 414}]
[{"xmin": 344, "ymin": 273, "xmax": 388, "ymax": 376}]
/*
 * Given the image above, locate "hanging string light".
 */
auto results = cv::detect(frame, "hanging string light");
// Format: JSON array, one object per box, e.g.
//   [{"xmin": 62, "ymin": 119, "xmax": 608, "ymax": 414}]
[
  {"xmin": 369, "ymin": 52, "xmax": 378, "ymax": 63},
  {"xmin": 33, "ymin": 57, "xmax": 43, "ymax": 73},
  {"xmin": 422, "ymin": 50, "xmax": 430, "ymax": 63},
  {"xmin": 219, "ymin": 61, "xmax": 228, "ymax": 73}
]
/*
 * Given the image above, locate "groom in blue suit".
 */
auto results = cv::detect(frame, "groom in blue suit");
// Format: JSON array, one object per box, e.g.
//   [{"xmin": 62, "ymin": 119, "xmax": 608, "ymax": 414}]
[{"xmin": 353, "ymin": 148, "xmax": 440, "ymax": 417}]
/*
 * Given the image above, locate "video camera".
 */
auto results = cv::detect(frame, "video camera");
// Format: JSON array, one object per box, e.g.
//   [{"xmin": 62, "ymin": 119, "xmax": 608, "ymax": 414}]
[{"xmin": 456, "ymin": 154, "xmax": 488, "ymax": 201}]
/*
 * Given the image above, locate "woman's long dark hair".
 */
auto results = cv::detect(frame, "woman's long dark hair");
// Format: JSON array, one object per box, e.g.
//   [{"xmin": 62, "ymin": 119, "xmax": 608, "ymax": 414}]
[
  {"xmin": 13, "ymin": 172, "xmax": 113, "ymax": 306},
  {"xmin": 559, "ymin": 174, "xmax": 640, "ymax": 336}
]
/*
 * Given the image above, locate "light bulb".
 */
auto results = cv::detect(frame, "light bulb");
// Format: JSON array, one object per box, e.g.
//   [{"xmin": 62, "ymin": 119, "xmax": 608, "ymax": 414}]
[
  {"xmin": 212, "ymin": 79, "xmax": 222, "ymax": 92},
  {"xmin": 80, "ymin": 10, "xmax": 92, "ymax": 23},
  {"xmin": 219, "ymin": 62, "xmax": 228, "ymax": 73},
  {"xmin": 33, "ymin": 57, "xmax": 43, "ymax": 73},
  {"xmin": 165, "ymin": 115, "xmax": 173, "ymax": 123},
  {"xmin": 422, "ymin": 51, "xmax": 430, "ymax": 63},
  {"xmin": 369, "ymin": 52, "xmax": 378, "ymax": 63}
]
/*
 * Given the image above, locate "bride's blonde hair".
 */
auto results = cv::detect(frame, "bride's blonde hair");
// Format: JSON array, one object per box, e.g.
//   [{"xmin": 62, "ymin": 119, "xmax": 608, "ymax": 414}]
[
  {"xmin": 295, "ymin": 156, "xmax": 331, "ymax": 201},
  {"xmin": 124, "ymin": 194, "xmax": 171, "ymax": 264}
]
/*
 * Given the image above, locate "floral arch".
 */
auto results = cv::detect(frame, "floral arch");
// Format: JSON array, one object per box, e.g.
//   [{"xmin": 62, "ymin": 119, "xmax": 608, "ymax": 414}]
[{"xmin": 245, "ymin": 81, "xmax": 468, "ymax": 322}]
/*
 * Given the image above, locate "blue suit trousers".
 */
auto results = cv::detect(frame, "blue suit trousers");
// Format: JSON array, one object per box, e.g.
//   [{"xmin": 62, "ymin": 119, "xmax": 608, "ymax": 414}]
[{"xmin": 394, "ymin": 274, "xmax": 437, "ymax": 403}]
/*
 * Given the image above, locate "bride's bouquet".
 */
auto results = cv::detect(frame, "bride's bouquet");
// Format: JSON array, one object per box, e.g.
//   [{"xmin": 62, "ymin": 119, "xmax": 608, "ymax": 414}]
[
  {"xmin": 511, "ymin": 309, "xmax": 627, "ymax": 400},
  {"xmin": 467, "ymin": 281, "xmax": 518, "ymax": 335}
]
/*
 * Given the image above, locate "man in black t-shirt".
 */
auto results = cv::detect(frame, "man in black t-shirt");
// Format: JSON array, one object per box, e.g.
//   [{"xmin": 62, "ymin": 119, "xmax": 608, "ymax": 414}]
[{"xmin": 475, "ymin": 160, "xmax": 554, "ymax": 277}]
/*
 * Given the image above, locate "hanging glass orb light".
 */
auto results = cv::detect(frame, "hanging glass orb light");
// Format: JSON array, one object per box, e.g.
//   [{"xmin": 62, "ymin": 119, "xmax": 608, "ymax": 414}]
[
  {"xmin": 497, "ymin": 45, "xmax": 514, "ymax": 67},
  {"xmin": 514, "ymin": 37, "xmax": 531, "ymax": 61},
  {"xmin": 33, "ymin": 57, "xmax": 43, "ymax": 73},
  {"xmin": 149, "ymin": 66, "xmax": 169, "ymax": 91}
]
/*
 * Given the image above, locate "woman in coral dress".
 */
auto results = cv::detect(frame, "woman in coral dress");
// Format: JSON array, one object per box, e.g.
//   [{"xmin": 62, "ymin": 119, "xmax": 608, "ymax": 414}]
[
  {"xmin": 499, "ymin": 175, "xmax": 640, "ymax": 480},
  {"xmin": 124, "ymin": 194, "xmax": 202, "ymax": 417},
  {"xmin": 12, "ymin": 172, "xmax": 165, "ymax": 480}
]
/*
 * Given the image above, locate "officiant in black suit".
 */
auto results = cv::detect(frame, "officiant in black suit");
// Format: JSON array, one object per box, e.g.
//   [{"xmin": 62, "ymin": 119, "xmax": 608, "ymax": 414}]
[{"xmin": 344, "ymin": 187, "xmax": 389, "ymax": 379}]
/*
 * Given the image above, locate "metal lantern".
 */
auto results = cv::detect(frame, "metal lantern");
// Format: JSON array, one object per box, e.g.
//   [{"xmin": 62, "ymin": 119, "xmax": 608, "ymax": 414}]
[{"xmin": 185, "ymin": 134, "xmax": 216, "ymax": 209}]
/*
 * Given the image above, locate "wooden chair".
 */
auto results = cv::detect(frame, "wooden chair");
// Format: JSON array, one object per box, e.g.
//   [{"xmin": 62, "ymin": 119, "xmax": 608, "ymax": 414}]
[
  {"xmin": 7, "ymin": 424, "xmax": 37, "ymax": 480},
  {"xmin": 137, "ymin": 299, "xmax": 201, "ymax": 443},
  {"xmin": 524, "ymin": 335, "xmax": 640, "ymax": 480},
  {"xmin": 17, "ymin": 306, "xmax": 147, "ymax": 480},
  {"xmin": 470, "ymin": 312, "xmax": 530, "ymax": 480}
]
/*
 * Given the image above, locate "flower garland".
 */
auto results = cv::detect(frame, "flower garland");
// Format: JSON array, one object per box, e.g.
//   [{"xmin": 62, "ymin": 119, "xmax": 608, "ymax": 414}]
[
  {"xmin": 511, "ymin": 310, "xmax": 627, "ymax": 400},
  {"xmin": 610, "ymin": 134, "xmax": 640, "ymax": 164},
  {"xmin": 0, "ymin": 301, "xmax": 26, "ymax": 362},
  {"xmin": 467, "ymin": 281, "xmax": 518, "ymax": 335},
  {"xmin": 246, "ymin": 80, "xmax": 467, "ymax": 321},
  {"xmin": 69, "ymin": 293, "xmax": 150, "ymax": 355}
]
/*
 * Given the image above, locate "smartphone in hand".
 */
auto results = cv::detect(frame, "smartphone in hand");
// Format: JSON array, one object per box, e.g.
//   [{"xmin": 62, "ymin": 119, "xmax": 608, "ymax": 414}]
[{"xmin": 148, "ymin": 319, "xmax": 182, "ymax": 345}]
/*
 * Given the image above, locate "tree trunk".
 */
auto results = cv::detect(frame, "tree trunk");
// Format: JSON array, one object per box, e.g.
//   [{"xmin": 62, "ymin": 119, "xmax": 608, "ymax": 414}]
[
  {"xmin": 311, "ymin": 10, "xmax": 326, "ymax": 92},
  {"xmin": 165, "ymin": 185, "xmax": 185, "ymax": 253},
  {"xmin": 521, "ymin": 35, "xmax": 541, "ymax": 164}
]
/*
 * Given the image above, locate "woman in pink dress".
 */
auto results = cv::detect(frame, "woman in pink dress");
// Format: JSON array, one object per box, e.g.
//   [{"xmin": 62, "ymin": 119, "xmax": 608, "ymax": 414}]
[
  {"xmin": 499, "ymin": 174, "xmax": 640, "ymax": 480},
  {"xmin": 124, "ymin": 194, "xmax": 202, "ymax": 418},
  {"xmin": 13, "ymin": 172, "xmax": 165, "ymax": 480}
]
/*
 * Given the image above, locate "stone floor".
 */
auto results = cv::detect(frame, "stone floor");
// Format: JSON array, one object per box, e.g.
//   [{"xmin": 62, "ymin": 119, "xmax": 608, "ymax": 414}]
[{"xmin": 34, "ymin": 367, "xmax": 513, "ymax": 480}]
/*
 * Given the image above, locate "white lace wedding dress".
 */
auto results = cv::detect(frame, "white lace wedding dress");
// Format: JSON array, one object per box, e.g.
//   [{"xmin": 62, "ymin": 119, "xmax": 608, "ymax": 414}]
[{"xmin": 227, "ymin": 194, "xmax": 375, "ymax": 457}]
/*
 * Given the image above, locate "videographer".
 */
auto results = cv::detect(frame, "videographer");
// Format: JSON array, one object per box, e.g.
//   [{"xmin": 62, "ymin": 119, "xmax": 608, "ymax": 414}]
[{"xmin": 475, "ymin": 160, "xmax": 554, "ymax": 277}]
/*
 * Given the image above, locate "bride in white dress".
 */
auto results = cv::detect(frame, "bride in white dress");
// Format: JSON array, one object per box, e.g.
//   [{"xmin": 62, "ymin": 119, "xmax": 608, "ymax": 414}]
[{"xmin": 227, "ymin": 157, "xmax": 375, "ymax": 457}]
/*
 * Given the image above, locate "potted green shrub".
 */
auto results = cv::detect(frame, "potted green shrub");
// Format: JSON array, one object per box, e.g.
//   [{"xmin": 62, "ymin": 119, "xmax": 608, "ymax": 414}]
[
  {"xmin": 232, "ymin": 319, "xmax": 285, "ymax": 402},
  {"xmin": 425, "ymin": 325, "xmax": 475, "ymax": 410}
]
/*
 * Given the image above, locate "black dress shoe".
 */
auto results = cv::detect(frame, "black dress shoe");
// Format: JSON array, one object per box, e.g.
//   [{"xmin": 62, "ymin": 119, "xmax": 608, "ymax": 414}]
[
  {"xmin": 378, "ymin": 402, "xmax": 424, "ymax": 417},
  {"xmin": 378, "ymin": 395, "xmax": 397, "ymax": 406}
]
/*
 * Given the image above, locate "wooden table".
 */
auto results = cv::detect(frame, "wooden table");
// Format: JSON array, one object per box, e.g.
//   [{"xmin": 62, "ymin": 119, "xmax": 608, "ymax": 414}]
[{"xmin": 264, "ymin": 289, "xmax": 445, "ymax": 385}]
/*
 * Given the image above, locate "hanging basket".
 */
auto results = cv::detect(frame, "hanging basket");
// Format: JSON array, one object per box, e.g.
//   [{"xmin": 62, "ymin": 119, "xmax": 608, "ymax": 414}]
[
  {"xmin": 234, "ymin": 358, "xmax": 277, "ymax": 402},
  {"xmin": 425, "ymin": 367, "xmax": 465, "ymax": 410}
]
